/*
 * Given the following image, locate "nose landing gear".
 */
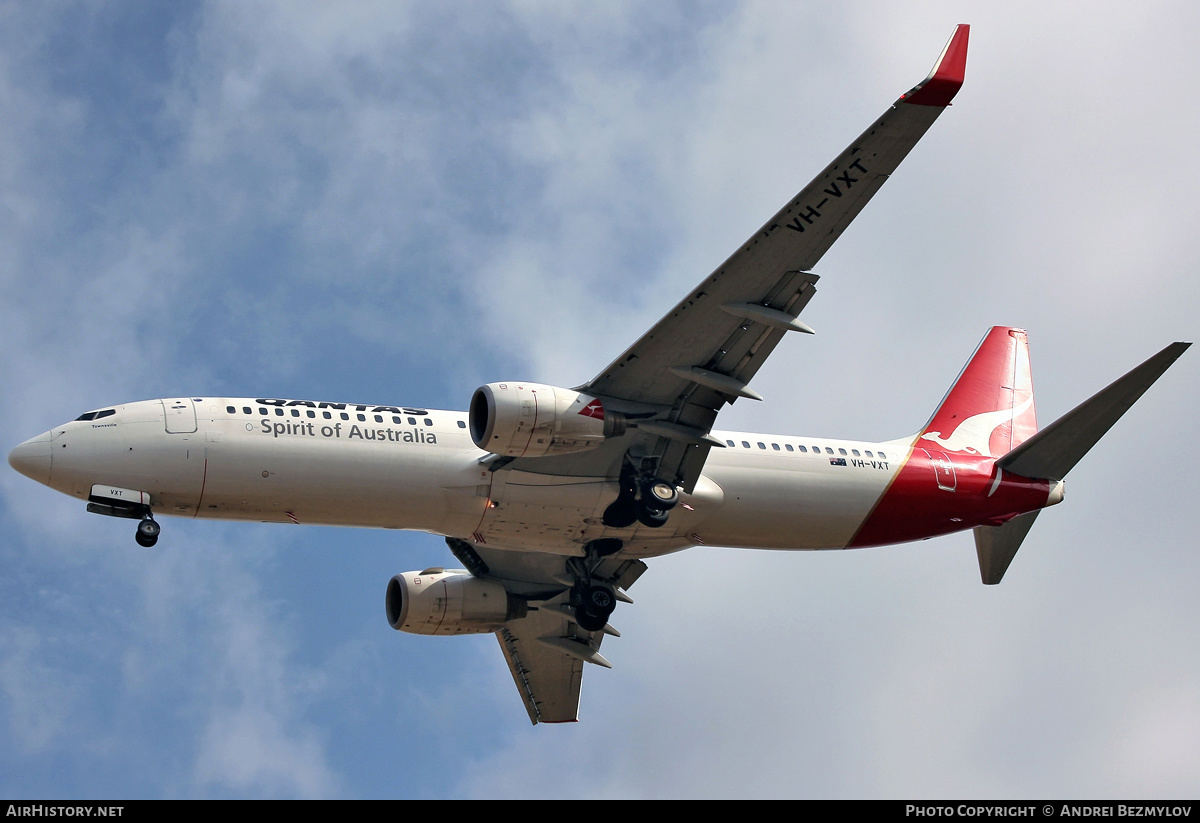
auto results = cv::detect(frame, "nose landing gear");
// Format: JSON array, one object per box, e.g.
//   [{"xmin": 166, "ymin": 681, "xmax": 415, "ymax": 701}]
[
  {"xmin": 135, "ymin": 515, "xmax": 161, "ymax": 548},
  {"xmin": 84, "ymin": 485, "xmax": 162, "ymax": 548}
]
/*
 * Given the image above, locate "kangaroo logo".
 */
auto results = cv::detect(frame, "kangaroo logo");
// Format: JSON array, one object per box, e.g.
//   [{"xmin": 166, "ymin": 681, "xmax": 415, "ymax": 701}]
[{"xmin": 920, "ymin": 396, "xmax": 1033, "ymax": 457}]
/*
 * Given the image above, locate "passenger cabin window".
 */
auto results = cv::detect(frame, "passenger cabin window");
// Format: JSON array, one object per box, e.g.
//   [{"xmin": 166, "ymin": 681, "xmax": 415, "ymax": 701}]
[
  {"xmin": 838, "ymin": 448, "xmax": 847, "ymax": 456},
  {"xmin": 852, "ymin": 449, "xmax": 860, "ymax": 456},
  {"xmin": 259, "ymin": 408, "xmax": 268, "ymax": 415},
  {"xmin": 374, "ymin": 414, "xmax": 383, "ymax": 423},
  {"xmin": 865, "ymin": 450, "xmax": 873, "ymax": 458},
  {"xmin": 291, "ymin": 409, "xmax": 300, "ymax": 417},
  {"xmin": 275, "ymin": 408, "xmax": 284, "ymax": 416},
  {"xmin": 772, "ymin": 443, "xmax": 780, "ymax": 451},
  {"xmin": 758, "ymin": 442, "xmax": 766, "ymax": 450},
  {"xmin": 243, "ymin": 406, "xmax": 251, "ymax": 415},
  {"xmin": 457, "ymin": 420, "xmax": 466, "ymax": 429},
  {"xmin": 357, "ymin": 414, "xmax": 365, "ymax": 422},
  {"xmin": 392, "ymin": 416, "xmax": 401, "ymax": 424},
  {"xmin": 226, "ymin": 406, "xmax": 235, "ymax": 414},
  {"xmin": 341, "ymin": 413, "xmax": 349, "ymax": 420},
  {"xmin": 322, "ymin": 411, "xmax": 331, "ymax": 419},
  {"xmin": 825, "ymin": 447, "xmax": 834, "ymax": 455},
  {"xmin": 726, "ymin": 440, "xmax": 735, "ymax": 447},
  {"xmin": 785, "ymin": 444, "xmax": 794, "ymax": 452},
  {"xmin": 742, "ymin": 441, "xmax": 750, "ymax": 449},
  {"xmin": 799, "ymin": 445, "xmax": 808, "ymax": 453},
  {"xmin": 878, "ymin": 452, "xmax": 887, "ymax": 460},
  {"xmin": 424, "ymin": 418, "xmax": 433, "ymax": 426}
]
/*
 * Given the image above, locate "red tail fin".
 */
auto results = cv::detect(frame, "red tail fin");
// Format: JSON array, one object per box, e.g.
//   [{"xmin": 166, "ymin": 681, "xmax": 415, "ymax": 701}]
[{"xmin": 918, "ymin": 327, "xmax": 1038, "ymax": 458}]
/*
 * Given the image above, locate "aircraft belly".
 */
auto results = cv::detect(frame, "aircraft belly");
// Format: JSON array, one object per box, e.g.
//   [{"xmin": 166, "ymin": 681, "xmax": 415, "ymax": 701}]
[{"xmin": 470, "ymin": 470, "xmax": 617, "ymax": 555}]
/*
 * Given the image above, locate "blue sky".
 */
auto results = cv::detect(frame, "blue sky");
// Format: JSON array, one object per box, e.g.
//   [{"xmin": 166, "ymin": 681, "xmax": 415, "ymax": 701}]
[{"xmin": 2, "ymin": 1, "xmax": 1198, "ymax": 798}]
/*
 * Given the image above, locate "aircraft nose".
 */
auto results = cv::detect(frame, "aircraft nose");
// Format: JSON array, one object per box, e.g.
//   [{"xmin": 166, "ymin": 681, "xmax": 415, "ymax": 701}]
[{"xmin": 8, "ymin": 431, "xmax": 52, "ymax": 485}]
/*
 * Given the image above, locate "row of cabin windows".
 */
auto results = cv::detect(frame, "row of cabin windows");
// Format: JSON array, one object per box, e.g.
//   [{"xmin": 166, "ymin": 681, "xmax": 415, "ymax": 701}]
[
  {"xmin": 225, "ymin": 405, "xmax": 468, "ymax": 429},
  {"xmin": 724, "ymin": 438, "xmax": 886, "ymax": 460}
]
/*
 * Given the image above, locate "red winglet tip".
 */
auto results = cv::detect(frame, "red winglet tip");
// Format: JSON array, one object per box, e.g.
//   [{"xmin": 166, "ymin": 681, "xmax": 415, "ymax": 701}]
[{"xmin": 903, "ymin": 23, "xmax": 969, "ymax": 107}]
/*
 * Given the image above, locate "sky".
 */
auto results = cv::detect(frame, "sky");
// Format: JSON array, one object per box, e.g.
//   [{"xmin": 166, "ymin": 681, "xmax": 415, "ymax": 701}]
[{"xmin": 1, "ymin": 0, "xmax": 1197, "ymax": 800}]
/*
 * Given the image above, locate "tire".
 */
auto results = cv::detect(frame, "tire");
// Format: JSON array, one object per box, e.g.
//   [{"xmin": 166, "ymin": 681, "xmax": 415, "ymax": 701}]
[
  {"xmin": 636, "ymin": 504, "xmax": 669, "ymax": 528},
  {"xmin": 644, "ymin": 480, "xmax": 679, "ymax": 510},
  {"xmin": 584, "ymin": 584, "xmax": 616, "ymax": 617},
  {"xmin": 575, "ymin": 608, "xmax": 607, "ymax": 632},
  {"xmin": 136, "ymin": 518, "xmax": 160, "ymax": 547}
]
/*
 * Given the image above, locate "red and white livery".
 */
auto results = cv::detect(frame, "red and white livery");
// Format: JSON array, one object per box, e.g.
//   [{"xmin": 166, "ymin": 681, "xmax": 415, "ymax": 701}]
[{"xmin": 8, "ymin": 25, "xmax": 1189, "ymax": 724}]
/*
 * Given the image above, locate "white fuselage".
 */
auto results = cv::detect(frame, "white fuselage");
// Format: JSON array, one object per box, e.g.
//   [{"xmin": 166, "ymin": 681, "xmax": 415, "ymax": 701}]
[{"xmin": 20, "ymin": 397, "xmax": 914, "ymax": 559}]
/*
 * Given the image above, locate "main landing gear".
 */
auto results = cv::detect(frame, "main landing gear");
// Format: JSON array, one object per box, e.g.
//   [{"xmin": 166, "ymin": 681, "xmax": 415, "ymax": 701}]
[
  {"xmin": 569, "ymin": 538, "xmax": 625, "ymax": 632},
  {"xmin": 135, "ymin": 514, "xmax": 161, "ymax": 547},
  {"xmin": 601, "ymin": 459, "xmax": 680, "ymax": 530}
]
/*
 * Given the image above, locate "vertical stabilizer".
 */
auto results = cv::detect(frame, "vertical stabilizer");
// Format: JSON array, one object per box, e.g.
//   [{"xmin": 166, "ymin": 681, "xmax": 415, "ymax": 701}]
[{"xmin": 919, "ymin": 327, "xmax": 1037, "ymax": 458}]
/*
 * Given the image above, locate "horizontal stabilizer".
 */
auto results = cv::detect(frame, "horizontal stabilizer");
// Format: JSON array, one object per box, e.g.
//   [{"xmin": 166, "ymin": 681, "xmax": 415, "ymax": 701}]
[
  {"xmin": 974, "ymin": 510, "xmax": 1040, "ymax": 585},
  {"xmin": 998, "ymin": 342, "xmax": 1190, "ymax": 481}
]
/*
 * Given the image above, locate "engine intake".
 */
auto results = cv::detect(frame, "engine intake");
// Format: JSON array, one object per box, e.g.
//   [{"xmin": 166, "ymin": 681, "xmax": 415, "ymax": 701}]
[
  {"xmin": 385, "ymin": 569, "xmax": 527, "ymax": 635},
  {"xmin": 469, "ymin": 382, "xmax": 627, "ymax": 458}
]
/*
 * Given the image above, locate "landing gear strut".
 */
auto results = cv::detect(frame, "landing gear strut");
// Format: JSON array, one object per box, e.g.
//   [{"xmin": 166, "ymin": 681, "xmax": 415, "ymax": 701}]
[
  {"xmin": 602, "ymin": 458, "xmax": 679, "ymax": 530},
  {"xmin": 568, "ymin": 539, "xmax": 623, "ymax": 631},
  {"xmin": 135, "ymin": 515, "xmax": 160, "ymax": 548}
]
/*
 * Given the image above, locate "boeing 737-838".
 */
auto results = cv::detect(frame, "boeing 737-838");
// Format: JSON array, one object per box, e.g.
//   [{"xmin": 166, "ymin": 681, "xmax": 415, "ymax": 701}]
[{"xmin": 8, "ymin": 25, "xmax": 1189, "ymax": 724}]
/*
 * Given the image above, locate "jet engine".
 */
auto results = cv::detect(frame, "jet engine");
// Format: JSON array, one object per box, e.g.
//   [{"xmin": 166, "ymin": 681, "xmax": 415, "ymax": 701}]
[
  {"xmin": 385, "ymin": 569, "xmax": 527, "ymax": 636},
  {"xmin": 469, "ymin": 382, "xmax": 627, "ymax": 458}
]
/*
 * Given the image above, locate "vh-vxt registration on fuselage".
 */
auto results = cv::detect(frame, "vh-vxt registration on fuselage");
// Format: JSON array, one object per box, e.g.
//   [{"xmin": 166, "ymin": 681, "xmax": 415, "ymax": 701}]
[{"xmin": 8, "ymin": 25, "xmax": 1189, "ymax": 725}]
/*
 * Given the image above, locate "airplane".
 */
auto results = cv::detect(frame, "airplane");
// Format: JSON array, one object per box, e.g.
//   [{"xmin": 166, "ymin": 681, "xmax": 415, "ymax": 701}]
[{"xmin": 7, "ymin": 24, "xmax": 1190, "ymax": 725}]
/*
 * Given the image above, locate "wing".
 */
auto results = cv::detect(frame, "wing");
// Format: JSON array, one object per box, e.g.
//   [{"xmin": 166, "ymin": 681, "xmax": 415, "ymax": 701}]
[
  {"xmin": 513, "ymin": 24, "xmax": 970, "ymax": 491},
  {"xmin": 466, "ymin": 27, "xmax": 969, "ymax": 722},
  {"xmin": 447, "ymin": 538, "xmax": 647, "ymax": 724},
  {"xmin": 496, "ymin": 603, "xmax": 597, "ymax": 725}
]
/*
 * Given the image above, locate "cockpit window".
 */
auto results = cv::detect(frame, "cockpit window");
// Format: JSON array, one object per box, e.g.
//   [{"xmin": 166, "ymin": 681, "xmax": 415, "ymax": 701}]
[{"xmin": 74, "ymin": 409, "xmax": 115, "ymax": 421}]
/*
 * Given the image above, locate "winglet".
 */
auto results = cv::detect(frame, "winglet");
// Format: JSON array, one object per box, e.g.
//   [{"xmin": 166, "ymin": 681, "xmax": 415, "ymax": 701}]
[{"xmin": 900, "ymin": 24, "xmax": 969, "ymax": 107}]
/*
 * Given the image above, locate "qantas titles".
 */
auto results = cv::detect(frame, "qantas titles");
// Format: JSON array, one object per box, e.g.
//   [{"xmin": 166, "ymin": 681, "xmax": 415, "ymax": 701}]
[{"xmin": 255, "ymin": 398, "xmax": 429, "ymax": 415}]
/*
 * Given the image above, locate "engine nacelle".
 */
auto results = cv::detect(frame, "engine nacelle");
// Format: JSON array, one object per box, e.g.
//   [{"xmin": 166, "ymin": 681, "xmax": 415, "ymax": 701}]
[
  {"xmin": 469, "ymin": 382, "xmax": 627, "ymax": 458},
  {"xmin": 385, "ymin": 569, "xmax": 527, "ymax": 635}
]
